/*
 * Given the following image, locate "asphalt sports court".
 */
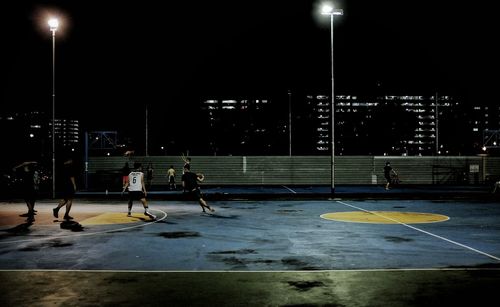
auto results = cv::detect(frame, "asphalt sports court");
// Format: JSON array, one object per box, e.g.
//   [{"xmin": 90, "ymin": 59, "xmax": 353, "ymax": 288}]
[{"xmin": 1, "ymin": 196, "xmax": 500, "ymax": 306}]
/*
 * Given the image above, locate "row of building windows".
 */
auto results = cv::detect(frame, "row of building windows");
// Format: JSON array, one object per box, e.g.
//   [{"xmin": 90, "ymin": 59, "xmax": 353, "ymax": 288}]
[{"xmin": 202, "ymin": 95, "xmax": 499, "ymax": 155}]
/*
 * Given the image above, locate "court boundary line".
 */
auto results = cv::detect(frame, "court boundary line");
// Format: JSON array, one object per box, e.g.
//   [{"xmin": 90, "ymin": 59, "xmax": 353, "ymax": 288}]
[
  {"xmin": 1, "ymin": 267, "xmax": 500, "ymax": 273},
  {"xmin": 0, "ymin": 209, "xmax": 167, "ymax": 245},
  {"xmin": 282, "ymin": 185, "xmax": 297, "ymax": 194},
  {"xmin": 334, "ymin": 200, "xmax": 500, "ymax": 262}
]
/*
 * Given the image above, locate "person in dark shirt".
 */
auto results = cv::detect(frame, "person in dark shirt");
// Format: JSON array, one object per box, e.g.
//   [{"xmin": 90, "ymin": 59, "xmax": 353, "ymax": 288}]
[
  {"xmin": 146, "ymin": 163, "xmax": 154, "ymax": 189},
  {"xmin": 181, "ymin": 164, "xmax": 214, "ymax": 213},
  {"xmin": 53, "ymin": 158, "xmax": 77, "ymax": 220},
  {"xmin": 383, "ymin": 161, "xmax": 397, "ymax": 190},
  {"xmin": 121, "ymin": 162, "xmax": 130, "ymax": 189},
  {"xmin": 181, "ymin": 154, "xmax": 191, "ymax": 174},
  {"xmin": 13, "ymin": 161, "xmax": 39, "ymax": 222}
]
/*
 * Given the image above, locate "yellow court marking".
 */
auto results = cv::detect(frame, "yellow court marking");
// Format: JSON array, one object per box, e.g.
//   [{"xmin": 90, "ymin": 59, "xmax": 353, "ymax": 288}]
[
  {"xmin": 320, "ymin": 211, "xmax": 449, "ymax": 224},
  {"xmin": 80, "ymin": 212, "xmax": 151, "ymax": 225}
]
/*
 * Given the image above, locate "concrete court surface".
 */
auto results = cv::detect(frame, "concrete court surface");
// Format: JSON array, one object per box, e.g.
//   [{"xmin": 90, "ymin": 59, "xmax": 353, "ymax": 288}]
[{"xmin": 1, "ymin": 197, "xmax": 500, "ymax": 306}]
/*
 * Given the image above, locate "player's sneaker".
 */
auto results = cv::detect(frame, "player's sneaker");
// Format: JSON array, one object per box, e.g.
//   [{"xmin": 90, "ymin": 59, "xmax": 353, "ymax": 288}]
[
  {"xmin": 144, "ymin": 211, "xmax": 156, "ymax": 220},
  {"xmin": 127, "ymin": 212, "xmax": 131, "ymax": 217}
]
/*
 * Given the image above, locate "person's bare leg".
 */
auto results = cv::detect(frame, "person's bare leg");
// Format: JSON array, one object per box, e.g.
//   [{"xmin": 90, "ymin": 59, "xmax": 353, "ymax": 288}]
[
  {"xmin": 127, "ymin": 200, "xmax": 133, "ymax": 216},
  {"xmin": 53, "ymin": 199, "xmax": 67, "ymax": 218},
  {"xmin": 20, "ymin": 199, "xmax": 34, "ymax": 217},
  {"xmin": 199, "ymin": 198, "xmax": 214, "ymax": 212},
  {"xmin": 27, "ymin": 200, "xmax": 34, "ymax": 214},
  {"xmin": 142, "ymin": 198, "xmax": 156, "ymax": 219},
  {"xmin": 64, "ymin": 199, "xmax": 73, "ymax": 220}
]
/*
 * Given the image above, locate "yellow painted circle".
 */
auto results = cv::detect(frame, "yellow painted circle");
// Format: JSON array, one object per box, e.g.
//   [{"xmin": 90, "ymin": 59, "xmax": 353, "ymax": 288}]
[
  {"xmin": 80, "ymin": 213, "xmax": 152, "ymax": 225},
  {"xmin": 320, "ymin": 211, "xmax": 449, "ymax": 224}
]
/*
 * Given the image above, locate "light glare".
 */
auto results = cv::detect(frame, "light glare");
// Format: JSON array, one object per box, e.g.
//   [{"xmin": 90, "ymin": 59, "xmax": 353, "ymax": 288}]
[
  {"xmin": 321, "ymin": 5, "xmax": 333, "ymax": 14},
  {"xmin": 48, "ymin": 18, "xmax": 59, "ymax": 31}
]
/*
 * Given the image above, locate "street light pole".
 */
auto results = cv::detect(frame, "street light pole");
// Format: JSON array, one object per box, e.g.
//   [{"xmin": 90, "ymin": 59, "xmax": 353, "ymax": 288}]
[
  {"xmin": 288, "ymin": 90, "xmax": 292, "ymax": 157},
  {"xmin": 145, "ymin": 105, "xmax": 149, "ymax": 156},
  {"xmin": 322, "ymin": 4, "xmax": 343, "ymax": 195},
  {"xmin": 48, "ymin": 18, "xmax": 59, "ymax": 199}
]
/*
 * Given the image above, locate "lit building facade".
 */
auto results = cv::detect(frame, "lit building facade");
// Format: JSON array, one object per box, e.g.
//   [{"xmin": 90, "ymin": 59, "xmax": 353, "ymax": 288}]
[
  {"xmin": 49, "ymin": 118, "xmax": 80, "ymax": 148},
  {"xmin": 201, "ymin": 98, "xmax": 278, "ymax": 155},
  {"xmin": 306, "ymin": 94, "xmax": 460, "ymax": 156},
  {"xmin": 0, "ymin": 112, "xmax": 80, "ymax": 163},
  {"xmin": 198, "ymin": 94, "xmax": 493, "ymax": 156},
  {"xmin": 469, "ymin": 104, "xmax": 500, "ymax": 152}
]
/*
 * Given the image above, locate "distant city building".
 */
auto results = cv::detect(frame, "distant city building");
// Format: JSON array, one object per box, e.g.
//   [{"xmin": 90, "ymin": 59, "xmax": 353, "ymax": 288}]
[
  {"xmin": 198, "ymin": 94, "xmax": 499, "ymax": 156},
  {"xmin": 49, "ymin": 118, "xmax": 80, "ymax": 148},
  {"xmin": 469, "ymin": 105, "xmax": 500, "ymax": 152},
  {"xmin": 0, "ymin": 112, "xmax": 80, "ymax": 163},
  {"xmin": 201, "ymin": 98, "xmax": 278, "ymax": 155},
  {"xmin": 305, "ymin": 94, "xmax": 461, "ymax": 156}
]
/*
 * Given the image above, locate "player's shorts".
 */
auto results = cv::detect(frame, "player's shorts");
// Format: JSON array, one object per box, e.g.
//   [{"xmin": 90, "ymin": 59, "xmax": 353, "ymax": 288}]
[
  {"xmin": 128, "ymin": 191, "xmax": 145, "ymax": 201},
  {"xmin": 61, "ymin": 185, "xmax": 75, "ymax": 199},
  {"xmin": 184, "ymin": 188, "xmax": 203, "ymax": 200}
]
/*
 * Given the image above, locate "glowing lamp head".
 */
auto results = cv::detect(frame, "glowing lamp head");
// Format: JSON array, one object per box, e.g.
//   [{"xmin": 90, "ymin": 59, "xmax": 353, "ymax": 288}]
[
  {"xmin": 321, "ymin": 5, "xmax": 333, "ymax": 15},
  {"xmin": 48, "ymin": 18, "xmax": 59, "ymax": 31}
]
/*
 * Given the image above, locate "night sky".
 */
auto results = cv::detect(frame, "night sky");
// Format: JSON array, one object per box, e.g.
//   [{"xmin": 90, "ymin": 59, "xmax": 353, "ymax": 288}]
[{"xmin": 1, "ymin": 0, "xmax": 498, "ymax": 137}]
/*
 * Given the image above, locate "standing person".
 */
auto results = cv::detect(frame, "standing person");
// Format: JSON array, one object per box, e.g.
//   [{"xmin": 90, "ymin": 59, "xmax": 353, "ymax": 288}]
[
  {"xmin": 181, "ymin": 164, "xmax": 214, "ymax": 213},
  {"xmin": 167, "ymin": 165, "xmax": 176, "ymax": 190},
  {"xmin": 13, "ymin": 161, "xmax": 39, "ymax": 222},
  {"xmin": 492, "ymin": 180, "xmax": 500, "ymax": 194},
  {"xmin": 121, "ymin": 162, "xmax": 130, "ymax": 189},
  {"xmin": 122, "ymin": 162, "xmax": 156, "ymax": 220},
  {"xmin": 181, "ymin": 154, "xmax": 191, "ymax": 174},
  {"xmin": 383, "ymin": 161, "xmax": 397, "ymax": 190},
  {"xmin": 53, "ymin": 158, "xmax": 77, "ymax": 220},
  {"xmin": 146, "ymin": 163, "xmax": 154, "ymax": 189}
]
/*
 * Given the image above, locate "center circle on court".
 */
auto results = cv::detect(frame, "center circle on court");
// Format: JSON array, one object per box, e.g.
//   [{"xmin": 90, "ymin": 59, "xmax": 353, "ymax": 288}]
[
  {"xmin": 80, "ymin": 212, "xmax": 156, "ymax": 225},
  {"xmin": 320, "ymin": 211, "xmax": 449, "ymax": 224}
]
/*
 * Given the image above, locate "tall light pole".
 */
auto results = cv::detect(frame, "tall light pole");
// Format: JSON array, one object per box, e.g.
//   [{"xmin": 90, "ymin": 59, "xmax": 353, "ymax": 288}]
[
  {"xmin": 321, "ymin": 4, "xmax": 343, "ymax": 194},
  {"xmin": 145, "ymin": 105, "xmax": 149, "ymax": 156},
  {"xmin": 288, "ymin": 90, "xmax": 292, "ymax": 156},
  {"xmin": 48, "ymin": 17, "xmax": 58, "ymax": 199}
]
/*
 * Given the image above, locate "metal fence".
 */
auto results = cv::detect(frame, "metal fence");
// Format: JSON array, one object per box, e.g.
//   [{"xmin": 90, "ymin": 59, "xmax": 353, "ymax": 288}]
[{"xmin": 85, "ymin": 156, "xmax": 500, "ymax": 191}]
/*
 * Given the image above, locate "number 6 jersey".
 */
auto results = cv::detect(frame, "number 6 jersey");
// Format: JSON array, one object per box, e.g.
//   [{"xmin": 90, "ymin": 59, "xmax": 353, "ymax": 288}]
[{"xmin": 128, "ymin": 171, "xmax": 144, "ymax": 191}]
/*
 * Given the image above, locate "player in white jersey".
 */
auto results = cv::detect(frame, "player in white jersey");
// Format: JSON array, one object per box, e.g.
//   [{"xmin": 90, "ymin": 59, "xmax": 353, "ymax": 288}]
[{"xmin": 122, "ymin": 162, "xmax": 156, "ymax": 220}]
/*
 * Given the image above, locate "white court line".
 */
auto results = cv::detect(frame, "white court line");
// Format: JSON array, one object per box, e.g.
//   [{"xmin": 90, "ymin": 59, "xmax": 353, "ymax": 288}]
[
  {"xmin": 0, "ymin": 209, "xmax": 167, "ymax": 245},
  {"xmin": 1, "ymin": 268, "xmax": 500, "ymax": 273},
  {"xmin": 335, "ymin": 200, "xmax": 500, "ymax": 262},
  {"xmin": 282, "ymin": 185, "xmax": 297, "ymax": 194}
]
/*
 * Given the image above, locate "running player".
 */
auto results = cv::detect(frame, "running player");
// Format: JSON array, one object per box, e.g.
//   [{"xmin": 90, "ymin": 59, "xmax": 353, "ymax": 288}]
[
  {"xmin": 53, "ymin": 158, "xmax": 77, "ymax": 220},
  {"xmin": 122, "ymin": 162, "xmax": 156, "ymax": 220},
  {"xmin": 181, "ymin": 164, "xmax": 214, "ymax": 213}
]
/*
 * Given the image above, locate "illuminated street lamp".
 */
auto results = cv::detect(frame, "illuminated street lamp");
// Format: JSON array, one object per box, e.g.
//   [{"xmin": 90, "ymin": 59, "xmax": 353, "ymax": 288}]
[
  {"xmin": 321, "ymin": 4, "xmax": 343, "ymax": 194},
  {"xmin": 48, "ymin": 17, "xmax": 58, "ymax": 198}
]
